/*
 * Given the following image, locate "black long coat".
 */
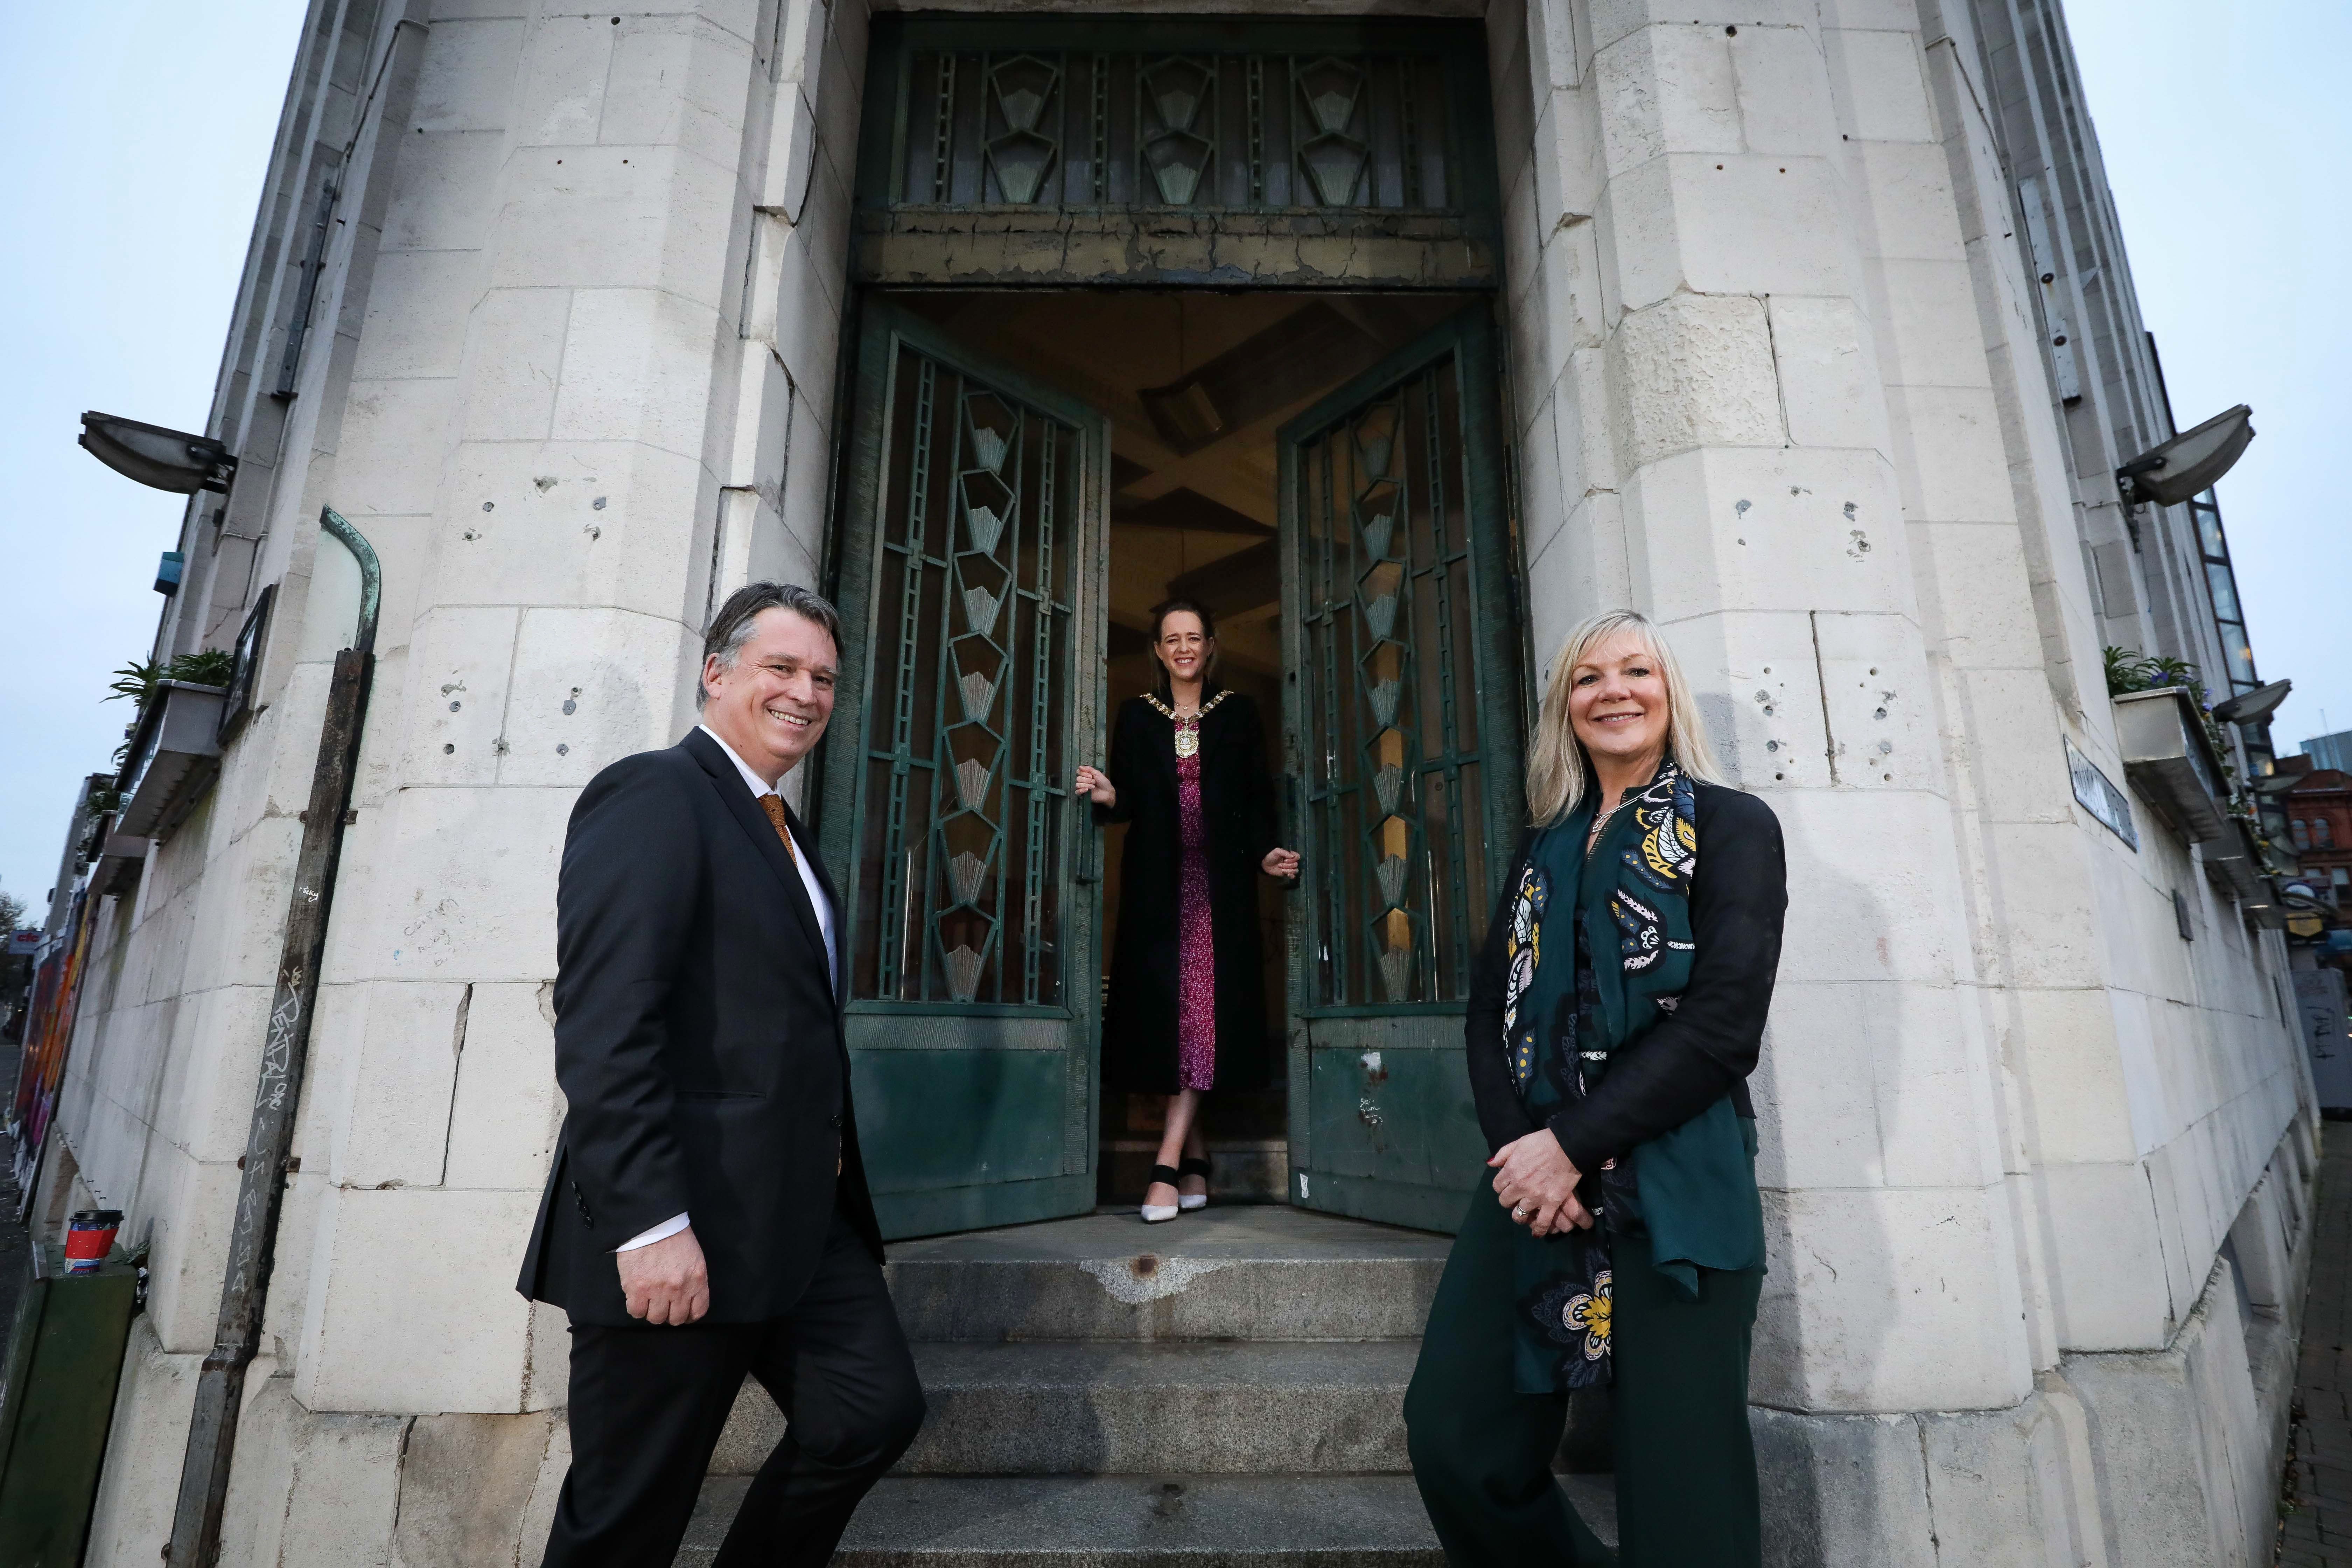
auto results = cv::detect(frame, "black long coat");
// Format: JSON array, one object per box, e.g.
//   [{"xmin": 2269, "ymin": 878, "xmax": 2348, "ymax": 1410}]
[
  {"xmin": 1097, "ymin": 690, "xmax": 1282, "ymax": 1094},
  {"xmin": 515, "ymin": 728, "xmax": 883, "ymax": 1325}
]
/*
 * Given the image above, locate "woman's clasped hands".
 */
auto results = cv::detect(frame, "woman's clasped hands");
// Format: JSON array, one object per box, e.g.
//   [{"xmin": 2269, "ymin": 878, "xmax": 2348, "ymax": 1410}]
[{"xmin": 1488, "ymin": 1129, "xmax": 1594, "ymax": 1238}]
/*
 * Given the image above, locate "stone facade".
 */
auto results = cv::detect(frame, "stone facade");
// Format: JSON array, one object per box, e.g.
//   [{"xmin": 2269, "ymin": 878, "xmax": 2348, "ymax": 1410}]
[{"xmin": 37, "ymin": 0, "xmax": 2310, "ymax": 1564}]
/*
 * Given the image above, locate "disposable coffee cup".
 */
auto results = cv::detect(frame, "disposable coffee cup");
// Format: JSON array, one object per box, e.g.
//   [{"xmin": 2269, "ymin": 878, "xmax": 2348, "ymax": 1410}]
[{"xmin": 64, "ymin": 1209, "xmax": 123, "ymax": 1275}]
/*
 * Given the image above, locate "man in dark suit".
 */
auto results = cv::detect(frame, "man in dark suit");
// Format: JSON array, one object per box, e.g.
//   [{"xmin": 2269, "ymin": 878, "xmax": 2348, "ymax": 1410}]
[{"xmin": 519, "ymin": 582, "xmax": 924, "ymax": 1566}]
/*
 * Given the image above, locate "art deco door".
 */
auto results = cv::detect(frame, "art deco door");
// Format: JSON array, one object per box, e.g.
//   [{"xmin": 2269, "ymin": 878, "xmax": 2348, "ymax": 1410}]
[
  {"xmin": 1278, "ymin": 305, "xmax": 1527, "ymax": 1233},
  {"xmin": 817, "ymin": 302, "xmax": 1108, "ymax": 1239}
]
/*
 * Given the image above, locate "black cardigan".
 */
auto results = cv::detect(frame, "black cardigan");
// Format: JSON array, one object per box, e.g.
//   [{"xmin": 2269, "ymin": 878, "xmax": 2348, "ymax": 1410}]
[{"xmin": 1463, "ymin": 782, "xmax": 1787, "ymax": 1169}]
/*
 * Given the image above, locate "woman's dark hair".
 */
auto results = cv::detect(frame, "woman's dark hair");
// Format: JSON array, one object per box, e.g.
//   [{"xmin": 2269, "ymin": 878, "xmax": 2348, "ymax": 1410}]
[{"xmin": 1147, "ymin": 597, "xmax": 1220, "ymax": 700}]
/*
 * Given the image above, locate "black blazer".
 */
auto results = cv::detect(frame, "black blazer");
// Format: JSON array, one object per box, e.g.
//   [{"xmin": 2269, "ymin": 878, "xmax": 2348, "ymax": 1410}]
[
  {"xmin": 1463, "ymin": 782, "xmax": 1786, "ymax": 1167},
  {"xmin": 516, "ymin": 728, "xmax": 882, "ymax": 1326}
]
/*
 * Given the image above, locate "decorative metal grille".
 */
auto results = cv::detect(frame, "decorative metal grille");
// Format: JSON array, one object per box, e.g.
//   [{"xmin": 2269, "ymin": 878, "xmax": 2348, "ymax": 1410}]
[
  {"xmin": 849, "ymin": 343, "xmax": 1078, "ymax": 1007},
  {"xmin": 1293, "ymin": 351, "xmax": 1490, "ymax": 1008},
  {"xmin": 890, "ymin": 46, "xmax": 1454, "ymax": 213}
]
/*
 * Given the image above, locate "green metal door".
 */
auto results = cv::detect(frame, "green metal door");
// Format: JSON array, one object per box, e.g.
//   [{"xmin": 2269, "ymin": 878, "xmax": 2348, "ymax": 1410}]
[
  {"xmin": 1279, "ymin": 304, "xmax": 1526, "ymax": 1233},
  {"xmin": 819, "ymin": 302, "xmax": 1108, "ymax": 1240}
]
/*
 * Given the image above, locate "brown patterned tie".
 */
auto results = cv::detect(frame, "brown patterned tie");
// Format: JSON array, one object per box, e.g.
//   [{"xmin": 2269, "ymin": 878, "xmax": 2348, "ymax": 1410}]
[{"xmin": 757, "ymin": 794, "xmax": 799, "ymax": 866}]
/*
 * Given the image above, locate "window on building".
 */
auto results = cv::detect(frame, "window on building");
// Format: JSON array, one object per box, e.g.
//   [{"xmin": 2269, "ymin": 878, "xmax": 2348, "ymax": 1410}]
[
  {"xmin": 2318, "ymin": 818, "xmax": 2337, "ymax": 849},
  {"xmin": 2292, "ymin": 819, "xmax": 2311, "ymax": 850},
  {"xmin": 2189, "ymin": 490, "xmax": 2260, "ymax": 695},
  {"xmin": 2334, "ymin": 867, "xmax": 2350, "ymax": 889}
]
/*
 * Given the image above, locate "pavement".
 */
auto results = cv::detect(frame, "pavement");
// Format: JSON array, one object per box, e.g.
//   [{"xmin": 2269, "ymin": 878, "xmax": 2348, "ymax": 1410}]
[{"xmin": 2281, "ymin": 1121, "xmax": 2352, "ymax": 1565}]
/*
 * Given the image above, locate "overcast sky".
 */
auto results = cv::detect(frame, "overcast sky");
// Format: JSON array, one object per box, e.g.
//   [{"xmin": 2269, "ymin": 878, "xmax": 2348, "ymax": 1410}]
[{"xmin": 1, "ymin": 2, "xmax": 2344, "ymax": 916}]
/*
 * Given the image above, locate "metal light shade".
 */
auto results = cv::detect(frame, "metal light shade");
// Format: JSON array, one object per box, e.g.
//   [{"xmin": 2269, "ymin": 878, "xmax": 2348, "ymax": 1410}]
[
  {"xmin": 2115, "ymin": 404, "xmax": 2254, "ymax": 508},
  {"xmin": 2213, "ymin": 678, "xmax": 2292, "ymax": 726},
  {"xmin": 78, "ymin": 411, "xmax": 238, "ymax": 495}
]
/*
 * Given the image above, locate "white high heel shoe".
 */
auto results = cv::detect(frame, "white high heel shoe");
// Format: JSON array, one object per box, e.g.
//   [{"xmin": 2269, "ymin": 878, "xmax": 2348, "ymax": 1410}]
[
  {"xmin": 1176, "ymin": 1155, "xmax": 1211, "ymax": 1212},
  {"xmin": 1141, "ymin": 1163, "xmax": 1182, "ymax": 1223}
]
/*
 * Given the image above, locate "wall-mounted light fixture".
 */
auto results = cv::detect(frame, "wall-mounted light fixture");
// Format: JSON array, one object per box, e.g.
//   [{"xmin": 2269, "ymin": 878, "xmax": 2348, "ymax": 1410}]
[
  {"xmin": 2213, "ymin": 678, "xmax": 2291, "ymax": 726},
  {"xmin": 2115, "ymin": 404, "xmax": 2254, "ymax": 509},
  {"xmin": 78, "ymin": 411, "xmax": 238, "ymax": 495}
]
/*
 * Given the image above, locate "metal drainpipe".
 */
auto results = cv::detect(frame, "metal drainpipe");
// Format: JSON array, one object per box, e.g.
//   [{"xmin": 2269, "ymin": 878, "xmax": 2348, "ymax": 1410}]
[{"xmin": 166, "ymin": 509, "xmax": 380, "ymax": 1566}]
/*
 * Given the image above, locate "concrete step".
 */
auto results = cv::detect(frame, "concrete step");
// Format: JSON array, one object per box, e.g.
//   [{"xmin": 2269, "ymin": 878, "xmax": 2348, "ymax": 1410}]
[
  {"xmin": 677, "ymin": 1475, "xmax": 1618, "ymax": 1564},
  {"xmin": 882, "ymin": 1206, "xmax": 1450, "ymax": 1343},
  {"xmin": 714, "ymin": 1340, "xmax": 1420, "ymax": 1477}
]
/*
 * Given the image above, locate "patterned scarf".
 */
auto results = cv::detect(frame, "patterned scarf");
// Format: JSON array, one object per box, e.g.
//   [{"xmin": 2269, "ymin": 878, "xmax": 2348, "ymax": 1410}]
[{"xmin": 1498, "ymin": 755, "xmax": 1698, "ymax": 1394}]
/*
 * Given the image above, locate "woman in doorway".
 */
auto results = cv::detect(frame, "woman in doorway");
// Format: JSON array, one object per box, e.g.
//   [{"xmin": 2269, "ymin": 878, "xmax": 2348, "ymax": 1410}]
[
  {"xmin": 1076, "ymin": 600, "xmax": 1300, "ymax": 1223},
  {"xmin": 1404, "ymin": 609, "xmax": 1786, "ymax": 1566}
]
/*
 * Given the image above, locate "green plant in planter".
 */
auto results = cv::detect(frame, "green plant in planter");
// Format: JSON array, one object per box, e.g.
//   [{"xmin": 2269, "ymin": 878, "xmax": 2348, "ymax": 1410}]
[{"xmin": 106, "ymin": 649, "xmax": 236, "ymax": 763}]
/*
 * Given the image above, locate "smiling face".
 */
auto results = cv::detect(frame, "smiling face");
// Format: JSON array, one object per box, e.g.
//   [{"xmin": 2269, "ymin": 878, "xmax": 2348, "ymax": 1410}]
[
  {"xmin": 1566, "ymin": 627, "xmax": 1672, "ymax": 777},
  {"xmin": 1153, "ymin": 609, "xmax": 1212, "ymax": 688},
  {"xmin": 700, "ymin": 607, "xmax": 838, "ymax": 784}
]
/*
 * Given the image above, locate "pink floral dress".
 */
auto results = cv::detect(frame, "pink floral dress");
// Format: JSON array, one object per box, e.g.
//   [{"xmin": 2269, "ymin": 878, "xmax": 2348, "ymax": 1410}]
[{"xmin": 1174, "ymin": 724, "xmax": 1217, "ymax": 1091}]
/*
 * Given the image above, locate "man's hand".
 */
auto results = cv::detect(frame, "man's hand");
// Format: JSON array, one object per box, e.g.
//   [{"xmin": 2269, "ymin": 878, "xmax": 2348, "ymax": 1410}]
[
  {"xmin": 1489, "ymin": 1130, "xmax": 1594, "ymax": 1239},
  {"xmin": 1261, "ymin": 847, "xmax": 1301, "ymax": 880},
  {"xmin": 617, "ymin": 1226, "xmax": 711, "ymax": 1325}
]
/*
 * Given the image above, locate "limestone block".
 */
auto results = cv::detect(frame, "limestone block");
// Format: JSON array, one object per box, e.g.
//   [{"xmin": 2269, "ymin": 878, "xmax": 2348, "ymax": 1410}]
[
  {"xmin": 1766, "ymin": 294, "xmax": 1894, "ymax": 455},
  {"xmin": 761, "ymin": 86, "xmax": 819, "ymax": 217},
  {"xmin": 382, "ymin": 128, "xmax": 503, "ymax": 253},
  {"xmin": 335, "ymin": 981, "xmax": 469, "ymax": 1189},
  {"xmin": 724, "ymin": 338, "xmax": 794, "ymax": 492},
  {"xmin": 1982, "ymin": 824, "xmax": 2112, "ymax": 994},
  {"xmin": 160, "ymin": 983, "xmax": 277, "ymax": 1164},
  {"xmin": 1881, "ymin": 384, "xmax": 2013, "ymax": 524},
  {"xmin": 1603, "ymin": 153, "xmax": 1860, "ymax": 314},
  {"xmin": 550, "ymin": 286, "xmax": 727, "ymax": 460},
  {"xmin": 1485, "ymin": 0, "xmax": 1528, "ymax": 92},
  {"xmin": 1489, "ymin": 10, "xmax": 1535, "ymax": 197},
  {"xmin": 1823, "ymin": 28, "xmax": 1935, "ymax": 144},
  {"xmin": 1523, "ymin": 492, "xmax": 1630, "ymax": 667},
  {"xmin": 2062, "ymin": 1261, "xmax": 2268, "ymax": 1567},
  {"xmin": 1851, "ymin": 140, "xmax": 1967, "ymax": 262},
  {"xmin": 1514, "ymin": 390, "xmax": 1568, "ymax": 552},
  {"xmin": 1584, "ymin": 0, "xmax": 1816, "ymax": 57},
  {"xmin": 143, "ymin": 1152, "xmax": 244, "ymax": 1354},
  {"xmin": 388, "ymin": 1411, "xmax": 560, "ymax": 1568},
  {"xmin": 1917, "ymin": 1394, "xmax": 2101, "ymax": 1568},
  {"xmin": 1751, "ymin": 1408, "xmax": 1937, "ymax": 1568},
  {"xmin": 1771, "ymin": 789, "xmax": 1962, "ymax": 986},
  {"xmin": 1594, "ymin": 24, "xmax": 1742, "ymax": 177},
  {"xmin": 1622, "ymin": 450, "xmax": 1915, "ymax": 625},
  {"xmin": 797, "ymin": 107, "xmax": 857, "ymax": 312},
  {"xmin": 1525, "ymin": 0, "xmax": 1581, "ymax": 93},
  {"xmin": 1807, "ymin": 602, "xmax": 1941, "ymax": 795},
  {"xmin": 434, "ymin": 438, "xmax": 713, "ymax": 616},
  {"xmin": 352, "ymin": 248, "xmax": 480, "ymax": 381},
  {"xmin": 600, "ymin": 15, "xmax": 757, "ymax": 174},
  {"xmin": 273, "ymin": 1409, "xmax": 414, "ymax": 1568},
  {"xmin": 398, "ymin": 606, "xmax": 522, "ymax": 788},
  {"xmin": 498, "ymin": 604, "xmax": 697, "ymax": 787},
  {"xmin": 768, "ymin": 202, "xmax": 846, "ymax": 402},
  {"xmin": 1757, "ymin": 1183, "xmax": 2030, "ymax": 1412},
  {"xmin": 1653, "ymin": 611, "xmax": 1831, "ymax": 792},
  {"xmin": 1608, "ymin": 292, "xmax": 1782, "ymax": 469},
  {"xmin": 411, "ymin": 17, "xmax": 527, "ymax": 134},
  {"xmin": 1818, "ymin": 0, "xmax": 1928, "ymax": 27},
  {"xmin": 2036, "ymin": 1158, "xmax": 2170, "ymax": 1351},
  {"xmin": 774, "ymin": 391, "xmax": 833, "ymax": 571},
  {"xmin": 455, "ymin": 287, "xmax": 570, "ymax": 443},
  {"xmin": 487, "ymin": 143, "xmax": 740, "ymax": 312},
  {"xmin": 350, "ymin": 783, "xmax": 569, "ymax": 985},
  {"xmin": 1751, "ymin": 981, "xmax": 1885, "ymax": 1189},
  {"xmin": 1729, "ymin": 24, "xmax": 1841, "ymax": 157},
  {"xmin": 1914, "ymin": 528, "xmax": 2040, "ymax": 673},
  {"xmin": 82, "ymin": 1319, "xmax": 196, "ymax": 1568},
  {"xmin": 516, "ymin": 1413, "xmax": 570, "ymax": 1547},
  {"xmin": 775, "ymin": 0, "xmax": 830, "ymax": 91},
  {"xmin": 1866, "ymin": 980, "xmax": 2004, "ymax": 1191},
  {"xmin": 813, "ymin": 0, "xmax": 872, "ymax": 184},
  {"xmin": 295, "ymin": 1186, "xmax": 540, "ymax": 1413},
  {"xmin": 509, "ymin": 13, "xmax": 612, "ymax": 148},
  {"xmin": 335, "ymin": 378, "xmax": 461, "ymax": 519},
  {"xmin": 2008, "ymin": 985, "xmax": 2136, "ymax": 1167},
  {"xmin": 1869, "ymin": 255, "xmax": 1991, "ymax": 392}
]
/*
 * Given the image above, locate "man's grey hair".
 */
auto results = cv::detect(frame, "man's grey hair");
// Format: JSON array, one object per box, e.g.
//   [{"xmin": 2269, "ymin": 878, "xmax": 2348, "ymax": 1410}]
[{"xmin": 697, "ymin": 582, "xmax": 843, "ymax": 710}]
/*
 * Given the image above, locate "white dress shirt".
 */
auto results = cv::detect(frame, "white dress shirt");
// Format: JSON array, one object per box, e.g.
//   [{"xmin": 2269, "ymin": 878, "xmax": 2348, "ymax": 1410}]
[{"xmin": 615, "ymin": 725, "xmax": 838, "ymax": 1254}]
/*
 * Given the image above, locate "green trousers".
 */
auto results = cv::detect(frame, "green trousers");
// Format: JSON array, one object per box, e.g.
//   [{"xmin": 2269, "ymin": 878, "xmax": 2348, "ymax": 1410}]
[{"xmin": 1403, "ymin": 1181, "xmax": 1763, "ymax": 1566}]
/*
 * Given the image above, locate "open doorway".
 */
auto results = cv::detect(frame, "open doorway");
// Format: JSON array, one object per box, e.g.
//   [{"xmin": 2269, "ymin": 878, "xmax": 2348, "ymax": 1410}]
[{"xmin": 887, "ymin": 290, "xmax": 1481, "ymax": 1205}]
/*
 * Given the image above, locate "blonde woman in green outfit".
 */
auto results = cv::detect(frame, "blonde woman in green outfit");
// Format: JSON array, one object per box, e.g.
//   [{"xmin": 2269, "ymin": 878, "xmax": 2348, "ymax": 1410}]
[{"xmin": 1404, "ymin": 610, "xmax": 1787, "ymax": 1565}]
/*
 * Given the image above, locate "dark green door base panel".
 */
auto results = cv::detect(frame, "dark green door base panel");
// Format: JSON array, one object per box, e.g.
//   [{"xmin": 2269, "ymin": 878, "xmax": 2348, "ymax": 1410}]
[
  {"xmin": 852, "ymin": 1046, "xmax": 1074, "ymax": 1197},
  {"xmin": 1289, "ymin": 1171, "xmax": 1468, "ymax": 1237},
  {"xmin": 873, "ymin": 1174, "xmax": 1100, "ymax": 1243}
]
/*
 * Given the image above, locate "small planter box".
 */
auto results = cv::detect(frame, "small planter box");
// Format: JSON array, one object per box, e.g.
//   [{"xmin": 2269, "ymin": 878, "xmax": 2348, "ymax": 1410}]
[
  {"xmin": 2112, "ymin": 686, "xmax": 2228, "ymax": 844},
  {"xmin": 91, "ymin": 828, "xmax": 149, "ymax": 898},
  {"xmin": 116, "ymin": 679, "xmax": 226, "ymax": 841}
]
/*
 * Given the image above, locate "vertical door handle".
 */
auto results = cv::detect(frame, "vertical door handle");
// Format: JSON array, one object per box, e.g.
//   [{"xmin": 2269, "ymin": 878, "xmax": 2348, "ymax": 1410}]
[{"xmin": 1074, "ymin": 792, "xmax": 1099, "ymax": 884}]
